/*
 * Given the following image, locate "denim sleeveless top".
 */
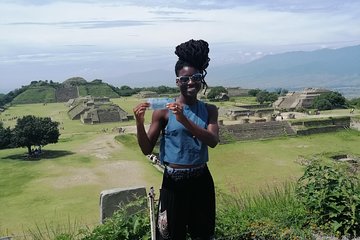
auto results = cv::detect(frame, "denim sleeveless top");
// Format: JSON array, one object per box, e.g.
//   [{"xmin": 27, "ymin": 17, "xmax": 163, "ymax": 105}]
[{"xmin": 160, "ymin": 100, "xmax": 209, "ymax": 165}]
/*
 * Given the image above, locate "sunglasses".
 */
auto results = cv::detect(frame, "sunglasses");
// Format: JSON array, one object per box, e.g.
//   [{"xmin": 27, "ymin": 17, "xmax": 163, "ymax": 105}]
[{"xmin": 176, "ymin": 73, "xmax": 203, "ymax": 84}]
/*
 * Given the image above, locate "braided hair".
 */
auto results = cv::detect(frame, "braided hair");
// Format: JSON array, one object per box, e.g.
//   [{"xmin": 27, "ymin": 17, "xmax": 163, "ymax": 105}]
[{"xmin": 174, "ymin": 39, "xmax": 210, "ymax": 93}]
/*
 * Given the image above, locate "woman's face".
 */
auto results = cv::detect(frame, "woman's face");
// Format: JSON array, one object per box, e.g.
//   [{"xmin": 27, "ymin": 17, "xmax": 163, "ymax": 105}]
[{"xmin": 176, "ymin": 66, "xmax": 202, "ymax": 98}]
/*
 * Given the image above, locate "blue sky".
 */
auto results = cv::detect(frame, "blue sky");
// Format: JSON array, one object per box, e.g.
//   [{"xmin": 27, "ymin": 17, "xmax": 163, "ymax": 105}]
[{"xmin": 1, "ymin": 0, "xmax": 360, "ymax": 93}]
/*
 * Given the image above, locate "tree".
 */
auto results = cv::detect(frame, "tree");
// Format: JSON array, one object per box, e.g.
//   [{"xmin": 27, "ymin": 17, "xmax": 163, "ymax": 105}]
[
  {"xmin": 256, "ymin": 91, "xmax": 268, "ymax": 104},
  {"xmin": 312, "ymin": 99, "xmax": 332, "ymax": 110},
  {"xmin": 207, "ymin": 86, "xmax": 228, "ymax": 100},
  {"xmin": 12, "ymin": 115, "xmax": 60, "ymax": 155},
  {"xmin": 117, "ymin": 85, "xmax": 135, "ymax": 96},
  {"xmin": 348, "ymin": 97, "xmax": 360, "ymax": 109},
  {"xmin": 274, "ymin": 88, "xmax": 288, "ymax": 96},
  {"xmin": 91, "ymin": 79, "xmax": 103, "ymax": 84},
  {"xmin": 255, "ymin": 90, "xmax": 279, "ymax": 104},
  {"xmin": 120, "ymin": 85, "xmax": 132, "ymax": 90},
  {"xmin": 248, "ymin": 88, "xmax": 262, "ymax": 97},
  {"xmin": 312, "ymin": 91, "xmax": 346, "ymax": 110},
  {"xmin": 0, "ymin": 94, "xmax": 5, "ymax": 107},
  {"xmin": 0, "ymin": 122, "xmax": 12, "ymax": 149}
]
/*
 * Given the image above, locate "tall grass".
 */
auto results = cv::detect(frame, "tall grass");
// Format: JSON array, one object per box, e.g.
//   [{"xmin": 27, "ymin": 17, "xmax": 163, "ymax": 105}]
[
  {"xmin": 215, "ymin": 183, "xmax": 312, "ymax": 239},
  {"xmin": 21, "ymin": 183, "xmax": 314, "ymax": 240},
  {"xmin": 23, "ymin": 217, "xmax": 84, "ymax": 240}
]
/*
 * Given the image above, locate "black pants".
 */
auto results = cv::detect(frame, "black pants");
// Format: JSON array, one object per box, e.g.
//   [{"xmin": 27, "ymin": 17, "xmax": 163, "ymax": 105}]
[{"xmin": 157, "ymin": 166, "xmax": 215, "ymax": 240}]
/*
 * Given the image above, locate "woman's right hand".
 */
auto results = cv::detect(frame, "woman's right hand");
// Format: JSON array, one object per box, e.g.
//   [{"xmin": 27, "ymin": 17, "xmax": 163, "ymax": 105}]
[{"xmin": 133, "ymin": 102, "xmax": 150, "ymax": 125}]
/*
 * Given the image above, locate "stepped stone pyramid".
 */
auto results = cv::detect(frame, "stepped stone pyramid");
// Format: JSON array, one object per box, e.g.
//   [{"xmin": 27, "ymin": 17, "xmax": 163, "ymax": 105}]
[
  {"xmin": 67, "ymin": 96, "xmax": 131, "ymax": 124},
  {"xmin": 273, "ymin": 88, "xmax": 331, "ymax": 110}
]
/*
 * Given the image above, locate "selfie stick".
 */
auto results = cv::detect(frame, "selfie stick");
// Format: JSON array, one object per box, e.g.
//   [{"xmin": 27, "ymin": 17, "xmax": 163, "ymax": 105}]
[{"xmin": 148, "ymin": 187, "xmax": 156, "ymax": 240}]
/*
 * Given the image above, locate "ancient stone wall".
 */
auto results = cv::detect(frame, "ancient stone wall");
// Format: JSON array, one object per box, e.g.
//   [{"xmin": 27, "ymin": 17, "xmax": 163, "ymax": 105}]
[
  {"xmin": 98, "ymin": 110, "xmax": 121, "ymax": 123},
  {"xmin": 290, "ymin": 116, "xmax": 350, "ymax": 136},
  {"xmin": 55, "ymin": 87, "xmax": 78, "ymax": 102},
  {"xmin": 296, "ymin": 125, "xmax": 346, "ymax": 135},
  {"xmin": 290, "ymin": 117, "xmax": 350, "ymax": 128},
  {"xmin": 234, "ymin": 103, "xmax": 270, "ymax": 109},
  {"xmin": 219, "ymin": 121, "xmax": 296, "ymax": 143},
  {"xmin": 219, "ymin": 116, "xmax": 355, "ymax": 143}
]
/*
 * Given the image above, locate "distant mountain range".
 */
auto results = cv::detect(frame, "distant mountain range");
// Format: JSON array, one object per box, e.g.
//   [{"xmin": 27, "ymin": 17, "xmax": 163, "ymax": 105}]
[
  {"xmin": 119, "ymin": 45, "xmax": 360, "ymax": 98},
  {"xmin": 2, "ymin": 45, "xmax": 360, "ymax": 101}
]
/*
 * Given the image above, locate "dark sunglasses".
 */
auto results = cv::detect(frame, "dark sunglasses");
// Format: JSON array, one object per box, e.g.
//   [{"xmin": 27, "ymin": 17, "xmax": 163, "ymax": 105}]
[{"xmin": 176, "ymin": 73, "xmax": 203, "ymax": 84}]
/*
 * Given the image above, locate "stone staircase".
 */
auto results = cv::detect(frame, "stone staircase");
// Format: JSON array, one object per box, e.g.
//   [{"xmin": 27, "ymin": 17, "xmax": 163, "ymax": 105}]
[{"xmin": 274, "ymin": 92, "xmax": 301, "ymax": 110}]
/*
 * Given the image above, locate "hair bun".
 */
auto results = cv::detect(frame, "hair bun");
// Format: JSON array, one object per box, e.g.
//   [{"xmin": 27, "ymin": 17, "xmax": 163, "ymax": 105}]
[{"xmin": 175, "ymin": 39, "xmax": 210, "ymax": 71}]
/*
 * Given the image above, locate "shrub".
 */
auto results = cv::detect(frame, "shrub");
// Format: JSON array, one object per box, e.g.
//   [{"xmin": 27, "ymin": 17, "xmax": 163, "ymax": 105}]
[
  {"xmin": 81, "ymin": 197, "xmax": 151, "ymax": 240},
  {"xmin": 207, "ymin": 86, "xmax": 228, "ymax": 100},
  {"xmin": 296, "ymin": 157, "xmax": 360, "ymax": 237}
]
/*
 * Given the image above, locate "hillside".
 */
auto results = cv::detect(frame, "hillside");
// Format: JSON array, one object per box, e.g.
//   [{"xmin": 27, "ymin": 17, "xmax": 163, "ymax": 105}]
[
  {"xmin": 9, "ymin": 78, "xmax": 120, "ymax": 105},
  {"xmin": 12, "ymin": 86, "xmax": 56, "ymax": 104},
  {"xmin": 78, "ymin": 84, "xmax": 119, "ymax": 98}
]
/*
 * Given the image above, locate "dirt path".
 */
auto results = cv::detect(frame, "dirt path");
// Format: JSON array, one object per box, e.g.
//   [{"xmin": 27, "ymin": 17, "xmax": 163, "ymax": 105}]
[
  {"xmin": 47, "ymin": 131, "xmax": 157, "ymax": 189},
  {"xmin": 76, "ymin": 133, "xmax": 123, "ymax": 160}
]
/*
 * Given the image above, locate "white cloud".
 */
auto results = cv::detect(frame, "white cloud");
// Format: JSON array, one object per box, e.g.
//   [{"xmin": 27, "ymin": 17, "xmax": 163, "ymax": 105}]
[
  {"xmin": 1, "ymin": 0, "xmax": 360, "ymax": 92},
  {"xmin": 1, "ymin": 1, "xmax": 359, "ymax": 48}
]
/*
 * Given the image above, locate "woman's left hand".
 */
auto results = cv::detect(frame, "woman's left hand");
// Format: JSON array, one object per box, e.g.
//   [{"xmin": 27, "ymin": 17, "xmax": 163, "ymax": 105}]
[{"xmin": 166, "ymin": 103, "xmax": 186, "ymax": 123}]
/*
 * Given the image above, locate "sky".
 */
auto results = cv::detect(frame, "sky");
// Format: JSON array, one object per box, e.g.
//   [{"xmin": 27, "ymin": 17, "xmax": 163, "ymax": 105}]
[{"xmin": 1, "ymin": 0, "xmax": 360, "ymax": 93}]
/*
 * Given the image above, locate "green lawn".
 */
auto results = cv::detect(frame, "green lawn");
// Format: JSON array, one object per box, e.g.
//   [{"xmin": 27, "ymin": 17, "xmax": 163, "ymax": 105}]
[
  {"xmin": 1, "ymin": 100, "xmax": 360, "ymax": 236},
  {"xmin": 209, "ymin": 130, "xmax": 360, "ymax": 194},
  {"xmin": 0, "ymin": 99, "xmax": 160, "ymax": 235}
]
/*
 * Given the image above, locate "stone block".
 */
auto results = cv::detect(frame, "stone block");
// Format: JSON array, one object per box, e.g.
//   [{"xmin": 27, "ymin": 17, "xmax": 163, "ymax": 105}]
[{"xmin": 99, "ymin": 186, "xmax": 147, "ymax": 223}]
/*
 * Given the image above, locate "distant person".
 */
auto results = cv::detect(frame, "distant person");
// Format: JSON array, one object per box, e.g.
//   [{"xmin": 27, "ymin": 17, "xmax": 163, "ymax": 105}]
[
  {"xmin": 133, "ymin": 39, "xmax": 219, "ymax": 240},
  {"xmin": 350, "ymin": 108, "xmax": 355, "ymax": 114}
]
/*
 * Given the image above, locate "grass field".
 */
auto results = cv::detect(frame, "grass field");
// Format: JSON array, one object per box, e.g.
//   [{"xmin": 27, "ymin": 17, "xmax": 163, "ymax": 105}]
[
  {"xmin": 209, "ymin": 130, "xmax": 360, "ymax": 194},
  {"xmin": 0, "ymin": 98, "xmax": 159, "ymax": 237},
  {"xmin": 1, "ymin": 98, "xmax": 360, "ymax": 237}
]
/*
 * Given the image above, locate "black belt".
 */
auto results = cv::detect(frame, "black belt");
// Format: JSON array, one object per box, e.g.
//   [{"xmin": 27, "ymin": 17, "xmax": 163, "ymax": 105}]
[{"xmin": 165, "ymin": 164, "xmax": 206, "ymax": 181}]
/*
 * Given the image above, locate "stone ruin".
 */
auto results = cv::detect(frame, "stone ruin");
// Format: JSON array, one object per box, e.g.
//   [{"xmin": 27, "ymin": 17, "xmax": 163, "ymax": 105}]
[
  {"xmin": 225, "ymin": 103, "xmax": 274, "ymax": 122},
  {"xmin": 137, "ymin": 91, "xmax": 158, "ymax": 98},
  {"xmin": 225, "ymin": 87, "xmax": 252, "ymax": 97},
  {"xmin": 55, "ymin": 86, "xmax": 79, "ymax": 102},
  {"xmin": 219, "ymin": 101, "xmax": 356, "ymax": 143},
  {"xmin": 67, "ymin": 96, "xmax": 132, "ymax": 124},
  {"xmin": 273, "ymin": 87, "xmax": 331, "ymax": 111}
]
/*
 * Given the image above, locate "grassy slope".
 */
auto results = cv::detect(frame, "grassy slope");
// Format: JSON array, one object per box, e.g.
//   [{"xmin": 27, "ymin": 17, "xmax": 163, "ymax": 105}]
[
  {"xmin": 12, "ymin": 86, "xmax": 56, "ymax": 104},
  {"xmin": 78, "ymin": 84, "xmax": 119, "ymax": 98},
  {"xmin": 1, "ymin": 98, "xmax": 360, "ymax": 235}
]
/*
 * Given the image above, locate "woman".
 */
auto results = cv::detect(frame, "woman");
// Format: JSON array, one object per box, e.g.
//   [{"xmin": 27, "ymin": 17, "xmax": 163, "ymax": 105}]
[{"xmin": 133, "ymin": 39, "xmax": 219, "ymax": 240}]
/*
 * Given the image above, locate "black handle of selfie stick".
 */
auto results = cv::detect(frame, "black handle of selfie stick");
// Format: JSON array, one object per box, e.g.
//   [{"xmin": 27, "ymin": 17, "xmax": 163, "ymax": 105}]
[{"xmin": 149, "ymin": 187, "xmax": 156, "ymax": 240}]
